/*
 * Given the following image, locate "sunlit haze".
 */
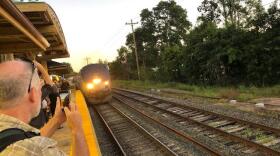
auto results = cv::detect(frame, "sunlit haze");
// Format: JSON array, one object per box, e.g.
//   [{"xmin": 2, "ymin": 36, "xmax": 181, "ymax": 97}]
[{"xmin": 43, "ymin": 0, "xmax": 272, "ymax": 72}]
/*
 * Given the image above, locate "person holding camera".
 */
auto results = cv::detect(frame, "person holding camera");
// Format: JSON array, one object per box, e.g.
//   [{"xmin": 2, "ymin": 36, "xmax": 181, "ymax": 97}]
[
  {"xmin": 0, "ymin": 60, "xmax": 89, "ymax": 156},
  {"xmin": 29, "ymin": 60, "xmax": 57, "ymax": 128}
]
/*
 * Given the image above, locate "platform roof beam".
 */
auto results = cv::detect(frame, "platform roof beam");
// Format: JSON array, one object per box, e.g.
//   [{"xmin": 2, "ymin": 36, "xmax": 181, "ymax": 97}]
[{"xmin": 0, "ymin": 0, "xmax": 50, "ymax": 51}]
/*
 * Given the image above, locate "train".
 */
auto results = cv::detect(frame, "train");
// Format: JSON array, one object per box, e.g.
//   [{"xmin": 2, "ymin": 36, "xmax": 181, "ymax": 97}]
[{"xmin": 76, "ymin": 64, "xmax": 112, "ymax": 104}]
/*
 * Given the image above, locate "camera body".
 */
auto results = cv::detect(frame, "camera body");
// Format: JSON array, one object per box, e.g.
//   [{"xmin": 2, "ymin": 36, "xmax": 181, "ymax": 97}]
[{"xmin": 62, "ymin": 90, "xmax": 71, "ymax": 108}]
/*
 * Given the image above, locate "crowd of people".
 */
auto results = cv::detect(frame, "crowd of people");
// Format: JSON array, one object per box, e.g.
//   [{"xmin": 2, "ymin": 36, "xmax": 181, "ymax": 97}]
[
  {"xmin": 0, "ymin": 59, "xmax": 89, "ymax": 156},
  {"xmin": 51, "ymin": 76, "xmax": 71, "ymax": 94}
]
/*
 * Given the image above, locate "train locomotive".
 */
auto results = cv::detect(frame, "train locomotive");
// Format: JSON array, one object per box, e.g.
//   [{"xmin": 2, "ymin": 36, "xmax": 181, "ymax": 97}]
[{"xmin": 78, "ymin": 64, "xmax": 112, "ymax": 104}]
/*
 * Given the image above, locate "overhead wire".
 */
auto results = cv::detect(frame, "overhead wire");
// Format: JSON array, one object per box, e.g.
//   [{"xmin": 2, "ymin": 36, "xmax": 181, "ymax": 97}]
[
  {"xmin": 102, "ymin": 26, "xmax": 127, "ymax": 48},
  {"xmin": 102, "ymin": 16, "xmax": 141, "ymax": 50}
]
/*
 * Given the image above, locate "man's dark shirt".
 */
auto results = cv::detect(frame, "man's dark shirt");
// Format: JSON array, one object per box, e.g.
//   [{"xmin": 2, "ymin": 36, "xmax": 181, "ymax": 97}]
[{"xmin": 29, "ymin": 84, "xmax": 58, "ymax": 129}]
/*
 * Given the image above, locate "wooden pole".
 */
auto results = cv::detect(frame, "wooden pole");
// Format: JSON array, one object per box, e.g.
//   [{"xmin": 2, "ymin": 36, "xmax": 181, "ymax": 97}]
[{"xmin": 126, "ymin": 19, "xmax": 140, "ymax": 80}]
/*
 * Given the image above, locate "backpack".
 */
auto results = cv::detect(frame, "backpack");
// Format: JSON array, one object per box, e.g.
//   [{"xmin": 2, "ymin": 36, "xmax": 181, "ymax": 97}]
[{"xmin": 0, "ymin": 128, "xmax": 39, "ymax": 152}]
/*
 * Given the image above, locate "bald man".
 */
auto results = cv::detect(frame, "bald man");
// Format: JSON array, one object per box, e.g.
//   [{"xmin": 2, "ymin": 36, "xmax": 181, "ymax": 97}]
[{"xmin": 0, "ymin": 60, "xmax": 89, "ymax": 156}]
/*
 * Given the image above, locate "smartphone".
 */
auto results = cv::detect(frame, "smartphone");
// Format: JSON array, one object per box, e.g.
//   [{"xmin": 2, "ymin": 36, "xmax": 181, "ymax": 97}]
[{"xmin": 63, "ymin": 90, "xmax": 71, "ymax": 108}]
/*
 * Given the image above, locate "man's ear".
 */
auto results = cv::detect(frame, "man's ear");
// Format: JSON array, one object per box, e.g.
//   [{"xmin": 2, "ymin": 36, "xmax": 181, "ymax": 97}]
[{"xmin": 28, "ymin": 87, "xmax": 37, "ymax": 103}]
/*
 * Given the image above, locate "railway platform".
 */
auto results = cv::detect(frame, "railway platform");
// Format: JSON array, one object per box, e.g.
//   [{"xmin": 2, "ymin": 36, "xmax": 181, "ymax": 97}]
[{"xmin": 51, "ymin": 90, "xmax": 101, "ymax": 156}]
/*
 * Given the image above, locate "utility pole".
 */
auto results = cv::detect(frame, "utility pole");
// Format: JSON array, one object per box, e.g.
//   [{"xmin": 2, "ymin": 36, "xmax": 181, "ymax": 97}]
[
  {"xmin": 84, "ymin": 56, "xmax": 91, "ymax": 65},
  {"xmin": 126, "ymin": 19, "xmax": 140, "ymax": 80}
]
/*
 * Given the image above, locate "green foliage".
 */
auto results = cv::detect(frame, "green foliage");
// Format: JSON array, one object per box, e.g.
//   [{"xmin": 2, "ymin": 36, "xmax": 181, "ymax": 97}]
[
  {"xmin": 159, "ymin": 45, "xmax": 184, "ymax": 81},
  {"xmin": 110, "ymin": 0, "xmax": 280, "ymax": 86},
  {"xmin": 113, "ymin": 80, "xmax": 280, "ymax": 100},
  {"xmin": 110, "ymin": 0, "xmax": 191, "ymax": 82}
]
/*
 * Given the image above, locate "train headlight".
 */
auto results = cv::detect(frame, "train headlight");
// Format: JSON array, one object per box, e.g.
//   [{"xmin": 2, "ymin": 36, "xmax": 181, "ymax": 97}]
[
  {"xmin": 93, "ymin": 78, "xmax": 101, "ymax": 84},
  {"xmin": 104, "ymin": 81, "xmax": 109, "ymax": 86},
  {"xmin": 86, "ymin": 83, "xmax": 94, "ymax": 90}
]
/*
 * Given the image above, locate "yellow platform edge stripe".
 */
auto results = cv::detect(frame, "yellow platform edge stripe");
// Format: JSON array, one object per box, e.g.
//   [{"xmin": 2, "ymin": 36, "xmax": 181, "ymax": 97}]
[{"xmin": 70, "ymin": 90, "xmax": 101, "ymax": 156}]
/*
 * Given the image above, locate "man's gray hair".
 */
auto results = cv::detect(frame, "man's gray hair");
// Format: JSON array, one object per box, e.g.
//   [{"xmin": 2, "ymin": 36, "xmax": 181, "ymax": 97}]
[{"xmin": 0, "ymin": 61, "xmax": 40, "ymax": 108}]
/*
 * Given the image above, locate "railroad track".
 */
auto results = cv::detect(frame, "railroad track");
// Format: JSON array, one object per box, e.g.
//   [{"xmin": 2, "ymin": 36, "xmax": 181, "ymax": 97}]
[
  {"xmin": 113, "ymin": 88, "xmax": 280, "ymax": 156},
  {"xmin": 88, "ymin": 106, "xmax": 124, "ymax": 155},
  {"xmin": 94, "ymin": 102, "xmax": 183, "ymax": 156}
]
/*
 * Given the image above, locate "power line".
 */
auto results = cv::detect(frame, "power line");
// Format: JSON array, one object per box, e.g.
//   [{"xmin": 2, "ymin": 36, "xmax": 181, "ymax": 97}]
[
  {"xmin": 132, "ymin": 16, "xmax": 140, "ymax": 21},
  {"xmin": 103, "ymin": 26, "xmax": 126, "ymax": 48}
]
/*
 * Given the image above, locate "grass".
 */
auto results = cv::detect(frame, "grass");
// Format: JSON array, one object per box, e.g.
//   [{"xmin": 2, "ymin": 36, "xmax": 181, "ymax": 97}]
[
  {"xmin": 112, "ymin": 80, "xmax": 280, "ymax": 101},
  {"xmin": 241, "ymin": 128, "xmax": 264, "ymax": 139}
]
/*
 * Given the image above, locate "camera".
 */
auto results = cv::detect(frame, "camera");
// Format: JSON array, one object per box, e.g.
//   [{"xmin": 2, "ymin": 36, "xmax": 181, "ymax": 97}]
[{"xmin": 62, "ymin": 90, "xmax": 71, "ymax": 108}]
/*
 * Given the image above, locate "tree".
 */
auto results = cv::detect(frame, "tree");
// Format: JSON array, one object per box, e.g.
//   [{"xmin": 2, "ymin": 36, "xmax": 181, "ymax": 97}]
[
  {"xmin": 244, "ymin": 0, "xmax": 265, "ymax": 30},
  {"xmin": 197, "ymin": 0, "xmax": 264, "ymax": 28},
  {"xmin": 112, "ymin": 0, "xmax": 280, "ymax": 86},
  {"xmin": 244, "ymin": 1, "xmax": 280, "ymax": 85},
  {"xmin": 116, "ymin": 0, "xmax": 192, "ymax": 81},
  {"xmin": 152, "ymin": 0, "xmax": 191, "ymax": 47},
  {"xmin": 197, "ymin": 0, "xmax": 222, "ymax": 24},
  {"xmin": 137, "ymin": 0, "xmax": 192, "ymax": 80},
  {"xmin": 109, "ymin": 46, "xmax": 133, "ymax": 80}
]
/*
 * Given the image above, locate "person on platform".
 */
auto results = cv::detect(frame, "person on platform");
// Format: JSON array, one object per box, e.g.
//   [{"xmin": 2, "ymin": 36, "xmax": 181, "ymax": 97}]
[
  {"xmin": 0, "ymin": 60, "xmax": 89, "ymax": 156},
  {"xmin": 29, "ymin": 60, "xmax": 58, "ymax": 128}
]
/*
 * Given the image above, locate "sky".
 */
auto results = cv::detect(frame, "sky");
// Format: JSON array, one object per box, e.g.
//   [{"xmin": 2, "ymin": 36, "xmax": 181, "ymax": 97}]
[{"xmin": 42, "ymin": 0, "xmax": 274, "ymax": 72}]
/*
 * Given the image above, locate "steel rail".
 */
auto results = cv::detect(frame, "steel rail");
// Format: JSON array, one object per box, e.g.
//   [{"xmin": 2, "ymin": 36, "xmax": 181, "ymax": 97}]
[
  {"xmin": 113, "ymin": 90, "xmax": 280, "ymax": 156},
  {"xmin": 109, "ymin": 103, "xmax": 179, "ymax": 156},
  {"xmin": 113, "ymin": 96, "xmax": 221, "ymax": 156},
  {"xmin": 93, "ymin": 105, "xmax": 127, "ymax": 156},
  {"xmin": 113, "ymin": 88, "xmax": 280, "ymax": 136},
  {"xmin": 95, "ymin": 104, "xmax": 178, "ymax": 156}
]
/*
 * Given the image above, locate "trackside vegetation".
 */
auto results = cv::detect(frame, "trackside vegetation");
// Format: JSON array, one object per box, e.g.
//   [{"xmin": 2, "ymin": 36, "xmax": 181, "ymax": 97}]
[
  {"xmin": 113, "ymin": 80, "xmax": 280, "ymax": 101},
  {"xmin": 109, "ymin": 0, "xmax": 280, "ymax": 86}
]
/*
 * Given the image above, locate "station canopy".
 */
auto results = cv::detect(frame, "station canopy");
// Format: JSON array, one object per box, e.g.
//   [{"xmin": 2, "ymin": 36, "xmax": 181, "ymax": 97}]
[
  {"xmin": 0, "ymin": 1, "xmax": 69, "ymax": 60},
  {"xmin": 47, "ymin": 60, "xmax": 72, "ymax": 75}
]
